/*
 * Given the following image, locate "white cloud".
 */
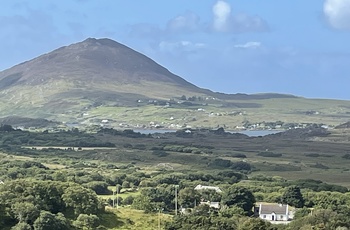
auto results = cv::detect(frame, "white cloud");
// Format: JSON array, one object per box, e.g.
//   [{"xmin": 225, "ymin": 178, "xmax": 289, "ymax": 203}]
[
  {"xmin": 324, "ymin": 0, "xmax": 350, "ymax": 30},
  {"xmin": 166, "ymin": 11, "xmax": 201, "ymax": 33},
  {"xmin": 234, "ymin": 41, "xmax": 261, "ymax": 49},
  {"xmin": 211, "ymin": 0, "xmax": 269, "ymax": 33},
  {"xmin": 213, "ymin": 0, "xmax": 232, "ymax": 32}
]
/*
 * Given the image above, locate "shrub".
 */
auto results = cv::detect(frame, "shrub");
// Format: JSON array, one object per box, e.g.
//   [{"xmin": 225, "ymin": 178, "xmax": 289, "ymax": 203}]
[
  {"xmin": 152, "ymin": 150, "xmax": 169, "ymax": 157},
  {"xmin": 231, "ymin": 161, "xmax": 251, "ymax": 171},
  {"xmin": 231, "ymin": 153, "xmax": 247, "ymax": 158}
]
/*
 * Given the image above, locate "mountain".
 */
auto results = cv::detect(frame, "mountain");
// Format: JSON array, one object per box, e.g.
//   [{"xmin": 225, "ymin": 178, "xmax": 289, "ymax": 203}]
[
  {"xmin": 0, "ymin": 38, "xmax": 212, "ymax": 116},
  {"xmin": 0, "ymin": 37, "xmax": 350, "ymax": 129}
]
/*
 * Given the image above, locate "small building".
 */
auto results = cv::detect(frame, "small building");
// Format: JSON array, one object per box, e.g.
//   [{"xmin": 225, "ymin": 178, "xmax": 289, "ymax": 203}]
[
  {"xmin": 194, "ymin": 184, "xmax": 222, "ymax": 193},
  {"xmin": 200, "ymin": 201, "xmax": 220, "ymax": 209},
  {"xmin": 255, "ymin": 203, "xmax": 293, "ymax": 222}
]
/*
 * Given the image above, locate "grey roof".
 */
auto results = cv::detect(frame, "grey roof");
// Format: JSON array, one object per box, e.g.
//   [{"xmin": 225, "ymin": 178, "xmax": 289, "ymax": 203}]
[{"xmin": 260, "ymin": 204, "xmax": 287, "ymax": 215}]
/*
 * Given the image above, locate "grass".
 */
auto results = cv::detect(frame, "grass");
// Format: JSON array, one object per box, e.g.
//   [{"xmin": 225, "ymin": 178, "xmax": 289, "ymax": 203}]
[
  {"xmin": 97, "ymin": 207, "xmax": 172, "ymax": 230},
  {"xmin": 104, "ymin": 207, "xmax": 172, "ymax": 230}
]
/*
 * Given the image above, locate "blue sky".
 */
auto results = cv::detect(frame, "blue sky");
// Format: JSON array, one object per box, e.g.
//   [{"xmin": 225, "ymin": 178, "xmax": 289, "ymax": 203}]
[{"xmin": 1, "ymin": 0, "xmax": 350, "ymax": 99}]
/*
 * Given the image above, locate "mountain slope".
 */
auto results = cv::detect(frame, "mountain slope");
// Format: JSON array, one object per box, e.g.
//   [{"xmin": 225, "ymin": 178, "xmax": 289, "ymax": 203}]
[{"xmin": 0, "ymin": 38, "xmax": 212, "ymax": 116}]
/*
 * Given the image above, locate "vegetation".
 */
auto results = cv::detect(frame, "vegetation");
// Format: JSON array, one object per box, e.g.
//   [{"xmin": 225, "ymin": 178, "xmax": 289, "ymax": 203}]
[{"xmin": 0, "ymin": 125, "xmax": 350, "ymax": 229}]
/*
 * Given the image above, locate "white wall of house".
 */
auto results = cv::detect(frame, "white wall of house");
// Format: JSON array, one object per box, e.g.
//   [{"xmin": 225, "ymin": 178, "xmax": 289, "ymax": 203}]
[{"xmin": 259, "ymin": 213, "xmax": 289, "ymax": 221}]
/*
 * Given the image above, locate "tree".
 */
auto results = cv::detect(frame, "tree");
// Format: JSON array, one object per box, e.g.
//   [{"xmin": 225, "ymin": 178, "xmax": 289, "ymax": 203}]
[
  {"xmin": 84, "ymin": 181, "xmax": 110, "ymax": 195},
  {"xmin": 33, "ymin": 211, "xmax": 69, "ymax": 230},
  {"xmin": 199, "ymin": 189, "xmax": 222, "ymax": 203},
  {"xmin": 123, "ymin": 196, "xmax": 134, "ymax": 205},
  {"xmin": 238, "ymin": 217, "xmax": 272, "ymax": 230},
  {"xmin": 132, "ymin": 195, "xmax": 155, "ymax": 213},
  {"xmin": 10, "ymin": 222, "xmax": 31, "ymax": 230},
  {"xmin": 137, "ymin": 187, "xmax": 174, "ymax": 211},
  {"xmin": 178, "ymin": 188, "xmax": 201, "ymax": 208},
  {"xmin": 286, "ymin": 209, "xmax": 350, "ymax": 230},
  {"xmin": 62, "ymin": 186, "xmax": 100, "ymax": 216},
  {"xmin": 116, "ymin": 184, "xmax": 122, "ymax": 193},
  {"xmin": 294, "ymin": 207, "xmax": 311, "ymax": 219},
  {"xmin": 72, "ymin": 214, "xmax": 100, "ymax": 230},
  {"xmin": 221, "ymin": 187, "xmax": 255, "ymax": 215},
  {"xmin": 281, "ymin": 186, "xmax": 304, "ymax": 208},
  {"xmin": 219, "ymin": 206, "xmax": 245, "ymax": 217},
  {"xmin": 122, "ymin": 181, "xmax": 130, "ymax": 189},
  {"xmin": 11, "ymin": 202, "xmax": 39, "ymax": 224}
]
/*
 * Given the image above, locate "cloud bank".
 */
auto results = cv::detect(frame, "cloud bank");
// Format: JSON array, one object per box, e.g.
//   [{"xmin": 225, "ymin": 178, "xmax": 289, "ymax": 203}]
[{"xmin": 324, "ymin": 0, "xmax": 350, "ymax": 30}]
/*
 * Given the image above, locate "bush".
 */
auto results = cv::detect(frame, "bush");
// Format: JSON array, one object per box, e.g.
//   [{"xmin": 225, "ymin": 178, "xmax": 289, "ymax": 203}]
[
  {"xmin": 123, "ymin": 196, "xmax": 135, "ymax": 205},
  {"xmin": 152, "ymin": 150, "xmax": 169, "ymax": 157},
  {"xmin": 231, "ymin": 161, "xmax": 251, "ymax": 171},
  {"xmin": 309, "ymin": 163, "xmax": 329, "ymax": 169},
  {"xmin": 208, "ymin": 158, "xmax": 232, "ymax": 168},
  {"xmin": 231, "ymin": 153, "xmax": 247, "ymax": 158}
]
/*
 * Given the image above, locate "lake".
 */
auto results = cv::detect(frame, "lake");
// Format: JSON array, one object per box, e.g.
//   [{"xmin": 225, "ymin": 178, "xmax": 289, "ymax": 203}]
[{"xmin": 132, "ymin": 129, "xmax": 282, "ymax": 137}]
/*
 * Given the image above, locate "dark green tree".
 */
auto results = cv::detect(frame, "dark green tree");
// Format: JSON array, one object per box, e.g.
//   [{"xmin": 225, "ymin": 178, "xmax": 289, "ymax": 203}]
[
  {"xmin": 178, "ymin": 188, "xmax": 201, "ymax": 208},
  {"xmin": 84, "ymin": 181, "xmax": 110, "ymax": 195},
  {"xmin": 221, "ymin": 187, "xmax": 255, "ymax": 215},
  {"xmin": 281, "ymin": 186, "xmax": 304, "ymax": 208},
  {"xmin": 132, "ymin": 195, "xmax": 155, "ymax": 213},
  {"xmin": 33, "ymin": 211, "xmax": 68, "ymax": 230},
  {"xmin": 72, "ymin": 214, "xmax": 100, "ymax": 230},
  {"xmin": 199, "ymin": 189, "xmax": 222, "ymax": 203},
  {"xmin": 62, "ymin": 186, "xmax": 100, "ymax": 216}
]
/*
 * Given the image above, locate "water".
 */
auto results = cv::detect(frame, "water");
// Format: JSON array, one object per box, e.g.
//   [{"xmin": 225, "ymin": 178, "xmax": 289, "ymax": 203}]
[
  {"xmin": 231, "ymin": 130, "xmax": 282, "ymax": 137},
  {"xmin": 132, "ymin": 129, "xmax": 282, "ymax": 137}
]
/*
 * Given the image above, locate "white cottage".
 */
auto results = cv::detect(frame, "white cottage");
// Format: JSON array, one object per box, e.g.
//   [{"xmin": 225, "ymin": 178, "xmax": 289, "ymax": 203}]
[{"xmin": 256, "ymin": 203, "xmax": 293, "ymax": 222}]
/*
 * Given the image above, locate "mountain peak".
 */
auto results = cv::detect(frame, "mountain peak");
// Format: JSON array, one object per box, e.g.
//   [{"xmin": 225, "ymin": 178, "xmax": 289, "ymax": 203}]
[{"xmin": 83, "ymin": 37, "xmax": 120, "ymax": 44}]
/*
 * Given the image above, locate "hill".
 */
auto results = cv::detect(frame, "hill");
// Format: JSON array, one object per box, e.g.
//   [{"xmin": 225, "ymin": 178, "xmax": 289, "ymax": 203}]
[{"xmin": 0, "ymin": 38, "xmax": 350, "ymax": 129}]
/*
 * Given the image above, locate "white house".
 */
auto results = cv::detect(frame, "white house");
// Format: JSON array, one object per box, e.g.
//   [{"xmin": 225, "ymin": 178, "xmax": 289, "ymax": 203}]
[
  {"xmin": 194, "ymin": 184, "xmax": 222, "ymax": 193},
  {"xmin": 255, "ymin": 203, "xmax": 294, "ymax": 222}
]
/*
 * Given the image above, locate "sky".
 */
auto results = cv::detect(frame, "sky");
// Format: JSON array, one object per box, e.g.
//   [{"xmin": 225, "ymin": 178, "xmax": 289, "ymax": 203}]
[{"xmin": 1, "ymin": 0, "xmax": 350, "ymax": 99}]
